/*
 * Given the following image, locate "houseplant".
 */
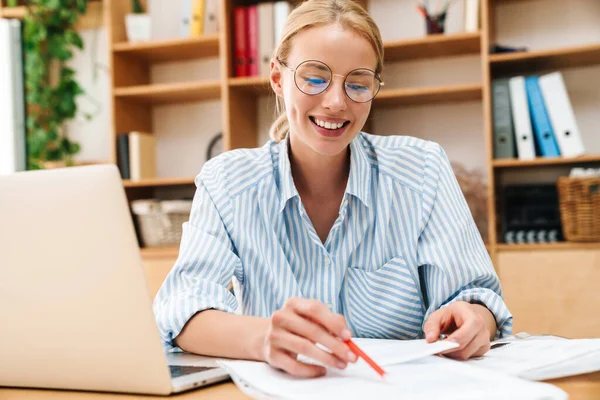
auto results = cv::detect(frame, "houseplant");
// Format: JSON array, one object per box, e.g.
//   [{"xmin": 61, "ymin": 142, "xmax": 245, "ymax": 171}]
[
  {"xmin": 24, "ymin": 0, "xmax": 89, "ymax": 169},
  {"xmin": 125, "ymin": 0, "xmax": 151, "ymax": 42}
]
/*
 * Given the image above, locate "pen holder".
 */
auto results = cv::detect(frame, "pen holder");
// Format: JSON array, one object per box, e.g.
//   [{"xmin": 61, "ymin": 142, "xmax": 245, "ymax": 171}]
[{"xmin": 425, "ymin": 12, "xmax": 446, "ymax": 34}]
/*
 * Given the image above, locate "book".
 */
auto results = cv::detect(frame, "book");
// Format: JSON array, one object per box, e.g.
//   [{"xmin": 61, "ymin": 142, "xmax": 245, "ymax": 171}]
[{"xmin": 128, "ymin": 132, "xmax": 156, "ymax": 181}]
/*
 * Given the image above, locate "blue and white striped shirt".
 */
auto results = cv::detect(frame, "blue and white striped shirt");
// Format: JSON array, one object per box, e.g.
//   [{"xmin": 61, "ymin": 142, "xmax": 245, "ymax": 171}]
[{"xmin": 154, "ymin": 132, "xmax": 513, "ymax": 351}]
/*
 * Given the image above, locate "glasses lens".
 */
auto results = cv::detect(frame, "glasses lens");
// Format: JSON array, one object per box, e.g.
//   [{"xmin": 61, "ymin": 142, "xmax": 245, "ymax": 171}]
[
  {"xmin": 294, "ymin": 61, "xmax": 331, "ymax": 95},
  {"xmin": 345, "ymin": 69, "xmax": 379, "ymax": 103}
]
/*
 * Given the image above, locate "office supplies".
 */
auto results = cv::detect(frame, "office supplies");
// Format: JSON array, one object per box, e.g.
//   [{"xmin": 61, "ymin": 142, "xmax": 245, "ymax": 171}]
[
  {"xmin": 0, "ymin": 165, "xmax": 230, "ymax": 395},
  {"xmin": 526, "ymin": 76, "xmax": 561, "ymax": 157},
  {"xmin": 509, "ymin": 76, "xmax": 536, "ymax": 160},
  {"xmin": 491, "ymin": 79, "xmax": 516, "ymax": 159},
  {"xmin": 465, "ymin": 334, "xmax": 600, "ymax": 381},
  {"xmin": 539, "ymin": 72, "xmax": 586, "ymax": 158},
  {"xmin": 220, "ymin": 338, "xmax": 567, "ymax": 400},
  {"xmin": 345, "ymin": 339, "xmax": 386, "ymax": 377}
]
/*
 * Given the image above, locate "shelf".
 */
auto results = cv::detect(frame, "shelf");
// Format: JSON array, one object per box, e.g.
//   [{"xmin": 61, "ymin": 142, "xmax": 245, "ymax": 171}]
[
  {"xmin": 228, "ymin": 76, "xmax": 271, "ymax": 95},
  {"xmin": 489, "ymin": 43, "xmax": 600, "ymax": 75},
  {"xmin": 114, "ymin": 81, "xmax": 221, "ymax": 105},
  {"xmin": 140, "ymin": 246, "xmax": 180, "ymax": 259},
  {"xmin": 373, "ymin": 83, "xmax": 482, "ymax": 107},
  {"xmin": 493, "ymin": 154, "xmax": 600, "ymax": 168},
  {"xmin": 384, "ymin": 32, "xmax": 481, "ymax": 62},
  {"xmin": 113, "ymin": 35, "xmax": 220, "ymax": 63},
  {"xmin": 123, "ymin": 177, "xmax": 195, "ymax": 188},
  {"xmin": 0, "ymin": 5, "xmax": 26, "ymax": 18},
  {"xmin": 497, "ymin": 242, "xmax": 600, "ymax": 251}
]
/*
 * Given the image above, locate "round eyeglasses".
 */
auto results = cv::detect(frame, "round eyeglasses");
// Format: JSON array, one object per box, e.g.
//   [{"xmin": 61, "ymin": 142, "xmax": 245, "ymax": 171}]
[{"xmin": 278, "ymin": 59, "xmax": 384, "ymax": 103}]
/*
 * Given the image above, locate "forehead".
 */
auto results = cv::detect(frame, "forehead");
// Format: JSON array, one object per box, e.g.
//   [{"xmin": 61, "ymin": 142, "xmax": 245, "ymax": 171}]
[{"xmin": 288, "ymin": 24, "xmax": 377, "ymax": 74}]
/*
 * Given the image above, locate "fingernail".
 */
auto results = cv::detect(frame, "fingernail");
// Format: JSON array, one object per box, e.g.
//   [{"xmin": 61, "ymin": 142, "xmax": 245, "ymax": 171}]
[
  {"xmin": 341, "ymin": 329, "xmax": 352, "ymax": 340},
  {"xmin": 426, "ymin": 331, "xmax": 435, "ymax": 341},
  {"xmin": 337, "ymin": 361, "xmax": 346, "ymax": 369},
  {"xmin": 347, "ymin": 352, "xmax": 357, "ymax": 362},
  {"xmin": 448, "ymin": 336, "xmax": 459, "ymax": 343}
]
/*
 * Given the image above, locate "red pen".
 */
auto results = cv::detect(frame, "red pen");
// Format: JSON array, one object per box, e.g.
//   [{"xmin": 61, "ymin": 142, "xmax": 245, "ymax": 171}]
[{"xmin": 344, "ymin": 339, "xmax": 387, "ymax": 378}]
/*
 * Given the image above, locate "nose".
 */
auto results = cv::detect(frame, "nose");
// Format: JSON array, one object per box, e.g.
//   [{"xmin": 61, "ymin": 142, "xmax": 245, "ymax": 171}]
[{"xmin": 322, "ymin": 74, "xmax": 348, "ymax": 112}]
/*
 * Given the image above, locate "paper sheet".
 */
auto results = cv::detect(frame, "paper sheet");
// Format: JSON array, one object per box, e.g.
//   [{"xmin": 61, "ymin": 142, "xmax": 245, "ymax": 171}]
[
  {"xmin": 219, "ymin": 339, "xmax": 568, "ymax": 400},
  {"xmin": 464, "ymin": 337, "xmax": 600, "ymax": 380},
  {"xmin": 298, "ymin": 338, "xmax": 459, "ymax": 368}
]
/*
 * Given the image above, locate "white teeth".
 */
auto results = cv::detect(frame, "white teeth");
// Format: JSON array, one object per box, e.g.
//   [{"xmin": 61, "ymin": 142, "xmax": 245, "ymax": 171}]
[{"xmin": 313, "ymin": 117, "xmax": 346, "ymax": 130}]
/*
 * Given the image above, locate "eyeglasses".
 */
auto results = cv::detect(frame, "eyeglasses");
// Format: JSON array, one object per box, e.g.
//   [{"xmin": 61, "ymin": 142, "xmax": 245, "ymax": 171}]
[{"xmin": 278, "ymin": 59, "xmax": 384, "ymax": 103}]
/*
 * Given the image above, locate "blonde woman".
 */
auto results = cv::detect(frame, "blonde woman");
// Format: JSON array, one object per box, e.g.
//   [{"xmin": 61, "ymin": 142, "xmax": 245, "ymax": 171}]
[{"xmin": 154, "ymin": 0, "xmax": 512, "ymax": 378}]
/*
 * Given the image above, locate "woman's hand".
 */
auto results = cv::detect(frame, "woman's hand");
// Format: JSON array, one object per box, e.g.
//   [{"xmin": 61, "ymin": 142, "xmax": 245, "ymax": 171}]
[
  {"xmin": 423, "ymin": 301, "xmax": 497, "ymax": 360},
  {"xmin": 262, "ymin": 297, "xmax": 357, "ymax": 377}
]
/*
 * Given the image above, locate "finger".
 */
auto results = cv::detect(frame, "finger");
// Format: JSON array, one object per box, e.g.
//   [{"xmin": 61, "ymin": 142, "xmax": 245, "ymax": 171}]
[
  {"xmin": 444, "ymin": 331, "xmax": 489, "ymax": 361},
  {"xmin": 273, "ymin": 330, "xmax": 348, "ymax": 370},
  {"xmin": 447, "ymin": 314, "xmax": 483, "ymax": 350},
  {"xmin": 290, "ymin": 298, "xmax": 352, "ymax": 340},
  {"xmin": 423, "ymin": 308, "xmax": 447, "ymax": 342},
  {"xmin": 274, "ymin": 310, "xmax": 355, "ymax": 363},
  {"xmin": 269, "ymin": 350, "xmax": 326, "ymax": 378}
]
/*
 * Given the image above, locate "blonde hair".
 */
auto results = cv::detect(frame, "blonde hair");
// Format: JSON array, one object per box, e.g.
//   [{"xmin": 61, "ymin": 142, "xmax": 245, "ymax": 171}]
[{"xmin": 268, "ymin": 0, "xmax": 384, "ymax": 142}]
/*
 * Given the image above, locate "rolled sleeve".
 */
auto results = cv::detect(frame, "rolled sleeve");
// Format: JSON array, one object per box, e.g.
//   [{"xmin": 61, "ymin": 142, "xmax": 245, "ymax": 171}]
[
  {"xmin": 153, "ymin": 164, "xmax": 242, "ymax": 352},
  {"xmin": 417, "ymin": 142, "xmax": 513, "ymax": 339}
]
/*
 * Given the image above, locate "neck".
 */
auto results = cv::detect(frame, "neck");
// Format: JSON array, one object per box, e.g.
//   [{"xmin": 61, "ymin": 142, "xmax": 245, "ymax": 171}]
[{"xmin": 288, "ymin": 135, "xmax": 350, "ymax": 200}]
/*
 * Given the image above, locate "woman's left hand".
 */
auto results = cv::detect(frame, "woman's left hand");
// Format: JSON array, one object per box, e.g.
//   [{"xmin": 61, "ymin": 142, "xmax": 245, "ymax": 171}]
[{"xmin": 423, "ymin": 301, "xmax": 497, "ymax": 360}]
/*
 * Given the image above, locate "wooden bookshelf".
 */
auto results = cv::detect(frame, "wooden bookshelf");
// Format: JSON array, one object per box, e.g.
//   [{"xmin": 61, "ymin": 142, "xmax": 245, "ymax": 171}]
[
  {"xmin": 493, "ymin": 154, "xmax": 600, "ymax": 168},
  {"xmin": 140, "ymin": 246, "xmax": 180, "ymax": 259},
  {"xmin": 374, "ymin": 83, "xmax": 482, "ymax": 107},
  {"xmin": 228, "ymin": 76, "xmax": 271, "ymax": 95},
  {"xmin": 496, "ymin": 242, "xmax": 600, "ymax": 252},
  {"xmin": 489, "ymin": 43, "xmax": 600, "ymax": 76},
  {"xmin": 114, "ymin": 81, "xmax": 221, "ymax": 105},
  {"xmin": 113, "ymin": 35, "xmax": 220, "ymax": 63},
  {"xmin": 123, "ymin": 177, "xmax": 195, "ymax": 188},
  {"xmin": 384, "ymin": 32, "xmax": 481, "ymax": 62}
]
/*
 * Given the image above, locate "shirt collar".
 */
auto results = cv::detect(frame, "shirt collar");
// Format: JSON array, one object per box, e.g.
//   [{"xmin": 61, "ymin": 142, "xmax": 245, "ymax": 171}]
[{"xmin": 276, "ymin": 132, "xmax": 372, "ymax": 213}]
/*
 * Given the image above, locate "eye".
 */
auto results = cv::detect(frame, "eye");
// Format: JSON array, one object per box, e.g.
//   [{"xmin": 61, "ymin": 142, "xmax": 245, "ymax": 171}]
[
  {"xmin": 304, "ymin": 77, "xmax": 327, "ymax": 85},
  {"xmin": 346, "ymin": 83, "xmax": 369, "ymax": 91}
]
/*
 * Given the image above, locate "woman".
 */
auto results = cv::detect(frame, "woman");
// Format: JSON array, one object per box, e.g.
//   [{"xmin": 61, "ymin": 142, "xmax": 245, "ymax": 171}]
[{"xmin": 154, "ymin": 0, "xmax": 512, "ymax": 378}]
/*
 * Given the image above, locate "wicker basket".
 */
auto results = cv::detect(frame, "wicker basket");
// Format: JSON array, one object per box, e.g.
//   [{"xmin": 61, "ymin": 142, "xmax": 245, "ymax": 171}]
[
  {"xmin": 557, "ymin": 177, "xmax": 600, "ymax": 242},
  {"xmin": 131, "ymin": 199, "xmax": 192, "ymax": 247}
]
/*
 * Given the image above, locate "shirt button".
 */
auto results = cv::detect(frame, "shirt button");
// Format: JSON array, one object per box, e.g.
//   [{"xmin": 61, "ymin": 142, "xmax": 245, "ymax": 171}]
[{"xmin": 324, "ymin": 256, "xmax": 331, "ymax": 266}]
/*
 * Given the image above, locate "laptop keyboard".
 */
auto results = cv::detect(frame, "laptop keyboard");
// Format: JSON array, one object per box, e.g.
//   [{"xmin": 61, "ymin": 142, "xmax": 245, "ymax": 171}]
[{"xmin": 169, "ymin": 365, "xmax": 215, "ymax": 379}]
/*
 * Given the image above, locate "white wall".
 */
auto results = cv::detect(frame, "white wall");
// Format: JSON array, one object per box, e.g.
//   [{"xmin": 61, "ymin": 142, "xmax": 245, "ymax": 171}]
[{"xmin": 71, "ymin": 0, "xmax": 600, "ymax": 180}]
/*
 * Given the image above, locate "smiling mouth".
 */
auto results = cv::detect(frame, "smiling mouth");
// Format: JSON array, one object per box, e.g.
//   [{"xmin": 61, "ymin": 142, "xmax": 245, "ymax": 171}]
[{"xmin": 309, "ymin": 116, "xmax": 350, "ymax": 130}]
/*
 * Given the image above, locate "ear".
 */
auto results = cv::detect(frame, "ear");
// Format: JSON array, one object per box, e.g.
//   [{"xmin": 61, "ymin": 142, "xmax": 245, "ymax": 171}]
[{"xmin": 270, "ymin": 59, "xmax": 284, "ymax": 97}]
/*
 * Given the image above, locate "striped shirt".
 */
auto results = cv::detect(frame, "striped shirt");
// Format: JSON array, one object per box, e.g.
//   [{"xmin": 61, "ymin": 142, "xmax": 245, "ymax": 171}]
[{"xmin": 154, "ymin": 132, "xmax": 513, "ymax": 351}]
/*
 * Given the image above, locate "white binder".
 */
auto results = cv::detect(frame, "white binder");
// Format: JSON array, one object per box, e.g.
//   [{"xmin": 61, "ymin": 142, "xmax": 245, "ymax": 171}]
[
  {"xmin": 509, "ymin": 76, "xmax": 536, "ymax": 160},
  {"xmin": 257, "ymin": 2, "xmax": 274, "ymax": 77},
  {"xmin": 179, "ymin": 0, "xmax": 193, "ymax": 37},
  {"xmin": 539, "ymin": 72, "xmax": 585, "ymax": 158}
]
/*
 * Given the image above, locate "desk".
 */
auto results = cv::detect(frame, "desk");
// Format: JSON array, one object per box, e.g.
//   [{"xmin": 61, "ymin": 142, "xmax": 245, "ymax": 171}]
[{"xmin": 2, "ymin": 371, "xmax": 600, "ymax": 400}]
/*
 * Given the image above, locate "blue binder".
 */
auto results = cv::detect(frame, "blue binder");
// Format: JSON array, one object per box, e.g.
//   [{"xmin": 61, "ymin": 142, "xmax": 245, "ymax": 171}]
[{"xmin": 525, "ymin": 76, "xmax": 560, "ymax": 157}]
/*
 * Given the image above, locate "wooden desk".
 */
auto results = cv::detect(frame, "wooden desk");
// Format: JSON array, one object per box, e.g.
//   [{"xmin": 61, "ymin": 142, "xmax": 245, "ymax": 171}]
[{"xmin": 2, "ymin": 371, "xmax": 600, "ymax": 400}]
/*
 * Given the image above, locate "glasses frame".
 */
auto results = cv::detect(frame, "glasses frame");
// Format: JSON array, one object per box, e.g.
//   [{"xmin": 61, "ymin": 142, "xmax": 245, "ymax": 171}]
[{"xmin": 278, "ymin": 59, "xmax": 384, "ymax": 103}]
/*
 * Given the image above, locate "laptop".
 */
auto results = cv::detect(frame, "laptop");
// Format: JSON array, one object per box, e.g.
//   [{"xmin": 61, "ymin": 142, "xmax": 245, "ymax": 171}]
[{"xmin": 0, "ymin": 165, "xmax": 230, "ymax": 395}]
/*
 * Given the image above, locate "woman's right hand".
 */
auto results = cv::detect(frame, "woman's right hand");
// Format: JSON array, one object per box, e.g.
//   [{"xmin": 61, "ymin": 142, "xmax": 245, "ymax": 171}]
[{"xmin": 262, "ymin": 297, "xmax": 357, "ymax": 377}]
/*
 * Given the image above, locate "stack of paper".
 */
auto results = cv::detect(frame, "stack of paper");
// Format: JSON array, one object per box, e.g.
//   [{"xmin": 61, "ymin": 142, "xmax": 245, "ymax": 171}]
[{"xmin": 219, "ymin": 338, "xmax": 568, "ymax": 400}]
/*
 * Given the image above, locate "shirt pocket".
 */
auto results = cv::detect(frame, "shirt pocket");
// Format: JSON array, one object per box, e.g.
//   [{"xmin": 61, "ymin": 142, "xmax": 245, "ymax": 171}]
[{"xmin": 342, "ymin": 255, "xmax": 425, "ymax": 340}]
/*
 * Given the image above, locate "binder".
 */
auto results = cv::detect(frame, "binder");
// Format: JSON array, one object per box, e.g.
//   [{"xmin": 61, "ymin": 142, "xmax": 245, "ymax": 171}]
[
  {"xmin": 190, "ymin": 0, "xmax": 205, "ymax": 37},
  {"xmin": 491, "ymin": 79, "xmax": 515, "ymax": 159},
  {"xmin": 128, "ymin": 132, "xmax": 156, "ymax": 181},
  {"xmin": 464, "ymin": 0, "xmax": 480, "ymax": 33},
  {"xmin": 233, "ymin": 6, "xmax": 247, "ymax": 77},
  {"xmin": 525, "ymin": 76, "xmax": 560, "ymax": 157},
  {"xmin": 179, "ymin": 0, "xmax": 192, "ymax": 37},
  {"xmin": 274, "ymin": 1, "xmax": 291, "ymax": 44},
  {"xmin": 257, "ymin": 2, "xmax": 274, "ymax": 77},
  {"xmin": 508, "ymin": 76, "xmax": 536, "ymax": 160},
  {"xmin": 203, "ymin": 0, "xmax": 219, "ymax": 35},
  {"xmin": 246, "ymin": 5, "xmax": 258, "ymax": 77},
  {"xmin": 539, "ymin": 72, "xmax": 585, "ymax": 158}
]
